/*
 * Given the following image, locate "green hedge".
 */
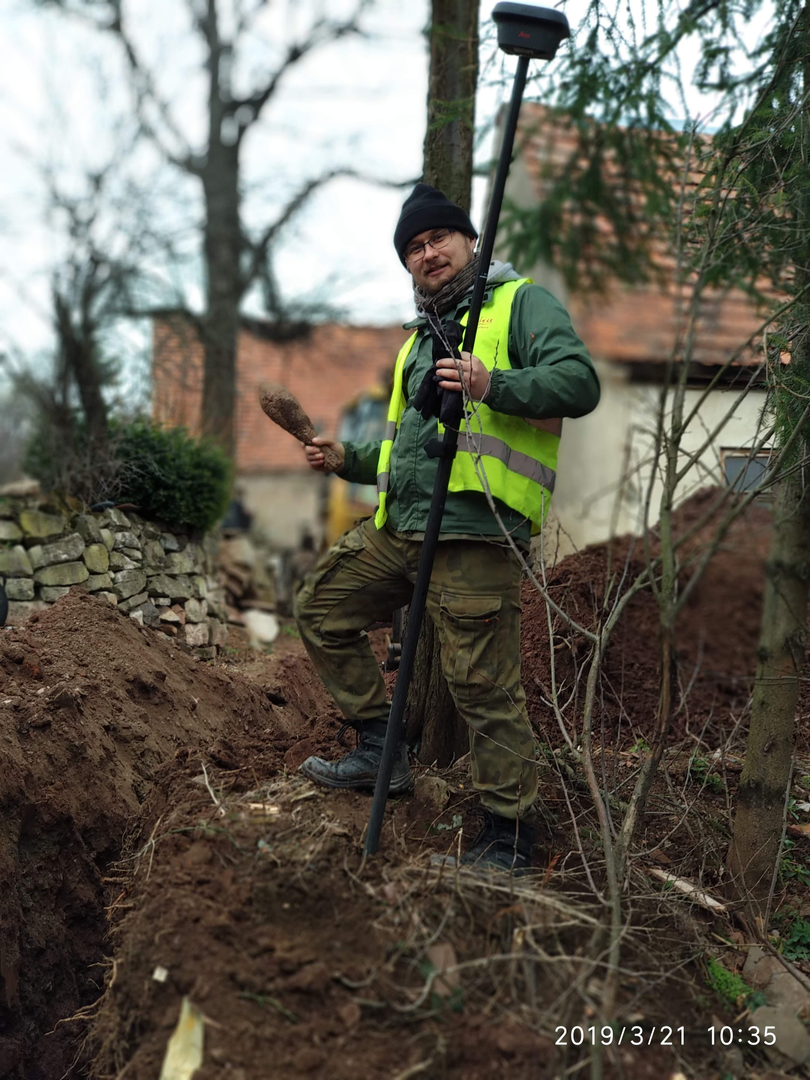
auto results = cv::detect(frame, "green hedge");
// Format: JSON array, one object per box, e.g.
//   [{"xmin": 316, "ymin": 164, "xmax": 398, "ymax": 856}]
[
  {"xmin": 116, "ymin": 421, "xmax": 232, "ymax": 533},
  {"xmin": 25, "ymin": 417, "xmax": 232, "ymax": 533}
]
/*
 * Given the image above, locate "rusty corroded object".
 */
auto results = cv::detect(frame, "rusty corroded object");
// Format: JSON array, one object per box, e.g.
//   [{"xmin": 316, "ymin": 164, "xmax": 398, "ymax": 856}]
[{"xmin": 259, "ymin": 383, "xmax": 343, "ymax": 472}]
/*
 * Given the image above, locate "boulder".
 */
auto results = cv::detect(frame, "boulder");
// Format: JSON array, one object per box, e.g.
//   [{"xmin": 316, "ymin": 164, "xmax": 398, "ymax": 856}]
[
  {"xmin": 750, "ymin": 1005, "xmax": 810, "ymax": 1066},
  {"xmin": 243, "ymin": 609, "xmax": 279, "ymax": 648},
  {"xmin": 766, "ymin": 971, "xmax": 810, "ymax": 1015},
  {"xmin": 118, "ymin": 591, "xmax": 149, "ymax": 614},
  {"xmin": 160, "ymin": 532, "xmax": 180, "ymax": 552},
  {"xmin": 0, "ymin": 479, "xmax": 39, "ymax": 498},
  {"xmin": 184, "ymin": 622, "xmax": 210, "ymax": 647},
  {"xmin": 27, "ymin": 545, "xmax": 44, "ymax": 569},
  {"xmin": 37, "ymin": 533, "xmax": 85, "ymax": 567},
  {"xmin": 5, "ymin": 578, "xmax": 34, "ymax": 601},
  {"xmin": 131, "ymin": 601, "xmax": 161, "ymax": 628},
  {"xmin": 113, "ymin": 531, "xmax": 142, "ymax": 552},
  {"xmin": 107, "ymin": 508, "xmax": 131, "ymax": 529},
  {"xmin": 142, "ymin": 540, "xmax": 165, "ymax": 568},
  {"xmin": 112, "ymin": 569, "xmax": 147, "ymax": 600},
  {"xmin": 19, "ymin": 509, "xmax": 65, "ymax": 539},
  {"xmin": 165, "ymin": 550, "xmax": 197, "ymax": 575},
  {"xmin": 39, "ymin": 585, "xmax": 71, "ymax": 602},
  {"xmin": 74, "ymin": 514, "xmax": 103, "ymax": 543},
  {"xmin": 109, "ymin": 552, "xmax": 139, "ymax": 571},
  {"xmin": 0, "ymin": 546, "xmax": 34, "ymax": 578},
  {"xmin": 147, "ymin": 574, "xmax": 195, "ymax": 601},
  {"xmin": 86, "ymin": 573, "xmax": 114, "ymax": 592},
  {"xmin": 34, "ymin": 562, "xmax": 89, "ymax": 587},
  {"xmin": 100, "ymin": 528, "xmax": 115, "ymax": 551},
  {"xmin": 184, "ymin": 598, "xmax": 208, "ymax": 623},
  {"xmin": 0, "ymin": 520, "xmax": 22, "ymax": 542},
  {"xmin": 83, "ymin": 544, "xmax": 110, "ymax": 574}
]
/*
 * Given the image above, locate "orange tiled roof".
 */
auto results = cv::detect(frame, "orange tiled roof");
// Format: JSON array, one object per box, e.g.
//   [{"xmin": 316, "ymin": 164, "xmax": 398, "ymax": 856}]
[{"xmin": 513, "ymin": 104, "xmax": 773, "ymax": 369}]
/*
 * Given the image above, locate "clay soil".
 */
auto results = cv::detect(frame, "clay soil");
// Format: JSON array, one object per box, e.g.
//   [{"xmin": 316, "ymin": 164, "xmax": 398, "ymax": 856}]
[{"xmin": 1, "ymin": 490, "xmax": 808, "ymax": 1080}]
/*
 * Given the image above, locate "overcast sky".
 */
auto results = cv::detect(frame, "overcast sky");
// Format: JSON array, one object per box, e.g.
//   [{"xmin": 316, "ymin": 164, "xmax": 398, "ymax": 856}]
[
  {"xmin": 0, "ymin": 0, "xmax": 768, "ymax": 401},
  {"xmin": 0, "ymin": 0, "xmax": 519, "ymax": 374}
]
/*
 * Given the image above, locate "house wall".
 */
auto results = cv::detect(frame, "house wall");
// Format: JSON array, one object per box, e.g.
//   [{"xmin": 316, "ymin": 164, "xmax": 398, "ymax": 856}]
[
  {"xmin": 497, "ymin": 158, "xmax": 770, "ymax": 557},
  {"xmin": 545, "ymin": 361, "xmax": 769, "ymax": 558},
  {"xmin": 237, "ymin": 471, "xmax": 328, "ymax": 550}
]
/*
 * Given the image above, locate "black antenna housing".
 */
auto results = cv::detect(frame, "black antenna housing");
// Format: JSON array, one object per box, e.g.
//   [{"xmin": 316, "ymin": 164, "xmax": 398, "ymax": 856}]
[{"xmin": 492, "ymin": 2, "xmax": 570, "ymax": 59}]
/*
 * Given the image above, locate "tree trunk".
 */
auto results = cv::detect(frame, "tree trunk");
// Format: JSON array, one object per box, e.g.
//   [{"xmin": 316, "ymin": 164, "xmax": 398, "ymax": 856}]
[
  {"xmin": 727, "ymin": 19, "xmax": 810, "ymax": 914},
  {"xmin": 53, "ymin": 290, "xmax": 108, "ymax": 445},
  {"xmin": 405, "ymin": 616, "xmax": 466, "ymax": 766},
  {"xmin": 422, "ymin": 0, "xmax": 479, "ymax": 211},
  {"xmin": 200, "ymin": 138, "xmax": 242, "ymax": 457},
  {"xmin": 199, "ymin": 11, "xmax": 242, "ymax": 460},
  {"xmin": 727, "ymin": 465, "xmax": 810, "ymax": 906},
  {"xmin": 406, "ymin": 0, "xmax": 480, "ymax": 765}
]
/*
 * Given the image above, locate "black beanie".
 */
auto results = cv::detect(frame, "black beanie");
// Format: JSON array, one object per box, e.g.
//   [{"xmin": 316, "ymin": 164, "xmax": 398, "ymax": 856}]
[{"xmin": 394, "ymin": 183, "xmax": 477, "ymax": 265}]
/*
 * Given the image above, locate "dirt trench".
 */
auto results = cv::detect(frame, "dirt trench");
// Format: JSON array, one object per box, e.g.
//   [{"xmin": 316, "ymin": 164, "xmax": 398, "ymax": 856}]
[
  {"xmin": 0, "ymin": 490, "xmax": 804, "ymax": 1079},
  {"xmin": 0, "ymin": 590, "xmax": 342, "ymax": 1079}
]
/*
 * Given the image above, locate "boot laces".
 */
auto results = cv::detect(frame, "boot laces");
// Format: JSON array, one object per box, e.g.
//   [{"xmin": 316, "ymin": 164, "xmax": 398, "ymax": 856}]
[{"xmin": 336, "ymin": 721, "xmax": 360, "ymax": 748}]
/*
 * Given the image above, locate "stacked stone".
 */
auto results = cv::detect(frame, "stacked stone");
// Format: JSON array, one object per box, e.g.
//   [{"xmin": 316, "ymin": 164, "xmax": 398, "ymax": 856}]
[{"xmin": 0, "ymin": 499, "xmax": 228, "ymax": 658}]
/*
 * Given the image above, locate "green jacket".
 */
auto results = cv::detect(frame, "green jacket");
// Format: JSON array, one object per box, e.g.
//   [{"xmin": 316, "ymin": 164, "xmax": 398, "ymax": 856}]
[{"xmin": 340, "ymin": 268, "xmax": 600, "ymax": 544}]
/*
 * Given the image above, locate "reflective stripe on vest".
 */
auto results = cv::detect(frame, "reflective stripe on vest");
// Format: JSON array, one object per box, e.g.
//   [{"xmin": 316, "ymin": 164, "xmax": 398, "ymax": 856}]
[
  {"xmin": 460, "ymin": 431, "xmax": 556, "ymax": 492},
  {"xmin": 374, "ymin": 278, "xmax": 559, "ymax": 533}
]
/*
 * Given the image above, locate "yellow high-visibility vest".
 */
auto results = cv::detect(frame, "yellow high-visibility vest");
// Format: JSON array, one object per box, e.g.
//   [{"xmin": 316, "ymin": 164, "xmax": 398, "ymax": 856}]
[{"xmin": 374, "ymin": 279, "xmax": 559, "ymax": 534}]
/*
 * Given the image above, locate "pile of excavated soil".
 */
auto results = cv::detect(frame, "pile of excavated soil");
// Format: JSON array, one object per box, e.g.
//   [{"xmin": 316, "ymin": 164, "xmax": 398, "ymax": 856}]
[
  {"xmin": 0, "ymin": 589, "xmax": 339, "ymax": 1080},
  {"xmin": 82, "ymin": 759, "xmax": 679, "ymax": 1080},
  {"xmin": 521, "ymin": 489, "xmax": 784, "ymax": 751},
  {"xmin": 1, "ymin": 490, "xmax": 806, "ymax": 1079}
]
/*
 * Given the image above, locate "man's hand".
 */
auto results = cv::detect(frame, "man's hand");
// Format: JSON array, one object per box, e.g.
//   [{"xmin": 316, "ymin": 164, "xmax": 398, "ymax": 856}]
[
  {"xmin": 304, "ymin": 437, "xmax": 345, "ymax": 473},
  {"xmin": 435, "ymin": 350, "xmax": 490, "ymax": 402}
]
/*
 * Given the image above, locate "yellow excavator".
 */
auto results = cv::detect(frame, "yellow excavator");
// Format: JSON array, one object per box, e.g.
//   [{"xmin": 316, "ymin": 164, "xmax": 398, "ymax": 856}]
[{"xmin": 323, "ymin": 383, "xmax": 390, "ymax": 546}]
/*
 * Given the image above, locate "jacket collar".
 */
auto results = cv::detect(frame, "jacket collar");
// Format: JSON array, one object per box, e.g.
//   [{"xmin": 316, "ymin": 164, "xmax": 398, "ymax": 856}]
[{"xmin": 402, "ymin": 260, "xmax": 520, "ymax": 331}]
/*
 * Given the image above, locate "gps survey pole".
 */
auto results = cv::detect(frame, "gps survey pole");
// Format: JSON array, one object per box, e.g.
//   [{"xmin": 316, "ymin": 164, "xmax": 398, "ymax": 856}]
[{"xmin": 364, "ymin": 2, "xmax": 570, "ymax": 857}]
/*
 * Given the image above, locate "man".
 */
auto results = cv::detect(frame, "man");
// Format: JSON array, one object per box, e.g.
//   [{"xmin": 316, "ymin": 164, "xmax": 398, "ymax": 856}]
[{"xmin": 294, "ymin": 183, "xmax": 600, "ymax": 873}]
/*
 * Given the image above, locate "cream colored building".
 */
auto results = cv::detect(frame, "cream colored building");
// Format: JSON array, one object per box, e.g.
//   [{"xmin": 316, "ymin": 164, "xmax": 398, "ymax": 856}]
[{"xmin": 501, "ymin": 105, "xmax": 771, "ymax": 559}]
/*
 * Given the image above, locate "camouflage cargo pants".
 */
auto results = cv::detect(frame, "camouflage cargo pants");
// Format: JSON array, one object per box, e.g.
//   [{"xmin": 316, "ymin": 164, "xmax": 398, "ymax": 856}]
[{"xmin": 293, "ymin": 517, "xmax": 538, "ymax": 820}]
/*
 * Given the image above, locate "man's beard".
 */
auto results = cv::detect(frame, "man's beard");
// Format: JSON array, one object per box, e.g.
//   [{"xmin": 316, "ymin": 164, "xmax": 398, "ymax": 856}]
[{"xmin": 413, "ymin": 253, "xmax": 481, "ymax": 319}]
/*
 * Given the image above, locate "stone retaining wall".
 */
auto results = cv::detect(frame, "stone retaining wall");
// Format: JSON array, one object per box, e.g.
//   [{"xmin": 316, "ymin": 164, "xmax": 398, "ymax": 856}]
[{"xmin": 0, "ymin": 498, "xmax": 228, "ymax": 657}]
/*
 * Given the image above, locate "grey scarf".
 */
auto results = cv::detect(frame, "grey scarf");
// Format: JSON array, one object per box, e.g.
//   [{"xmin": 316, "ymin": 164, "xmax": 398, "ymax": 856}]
[{"xmin": 413, "ymin": 255, "xmax": 481, "ymax": 320}]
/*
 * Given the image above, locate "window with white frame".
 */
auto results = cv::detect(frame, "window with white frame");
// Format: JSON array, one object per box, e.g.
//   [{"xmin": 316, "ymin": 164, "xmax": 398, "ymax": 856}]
[{"xmin": 720, "ymin": 448, "xmax": 772, "ymax": 493}]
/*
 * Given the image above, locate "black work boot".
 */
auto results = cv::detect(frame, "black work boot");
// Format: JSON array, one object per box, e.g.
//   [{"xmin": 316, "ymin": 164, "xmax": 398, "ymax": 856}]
[
  {"xmin": 459, "ymin": 810, "xmax": 535, "ymax": 875},
  {"xmin": 299, "ymin": 720, "xmax": 413, "ymax": 795}
]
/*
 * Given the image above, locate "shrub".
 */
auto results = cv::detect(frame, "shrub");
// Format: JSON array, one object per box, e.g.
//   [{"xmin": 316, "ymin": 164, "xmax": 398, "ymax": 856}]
[
  {"xmin": 23, "ymin": 413, "xmax": 124, "ymax": 507},
  {"xmin": 25, "ymin": 416, "xmax": 232, "ymax": 533},
  {"xmin": 116, "ymin": 420, "xmax": 232, "ymax": 533}
]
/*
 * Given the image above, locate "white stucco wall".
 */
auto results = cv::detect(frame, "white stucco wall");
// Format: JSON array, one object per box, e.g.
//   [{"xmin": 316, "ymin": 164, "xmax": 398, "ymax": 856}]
[
  {"xmin": 238, "ymin": 472, "xmax": 327, "ymax": 549},
  {"xmin": 545, "ymin": 361, "xmax": 769, "ymax": 557}
]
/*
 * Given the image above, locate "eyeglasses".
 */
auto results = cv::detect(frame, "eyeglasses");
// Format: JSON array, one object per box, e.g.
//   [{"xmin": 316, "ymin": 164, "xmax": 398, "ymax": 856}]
[{"xmin": 404, "ymin": 228, "xmax": 455, "ymax": 264}]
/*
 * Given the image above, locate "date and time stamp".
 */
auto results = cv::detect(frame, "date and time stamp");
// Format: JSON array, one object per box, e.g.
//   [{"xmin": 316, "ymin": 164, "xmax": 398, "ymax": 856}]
[{"xmin": 553, "ymin": 1024, "xmax": 777, "ymax": 1048}]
